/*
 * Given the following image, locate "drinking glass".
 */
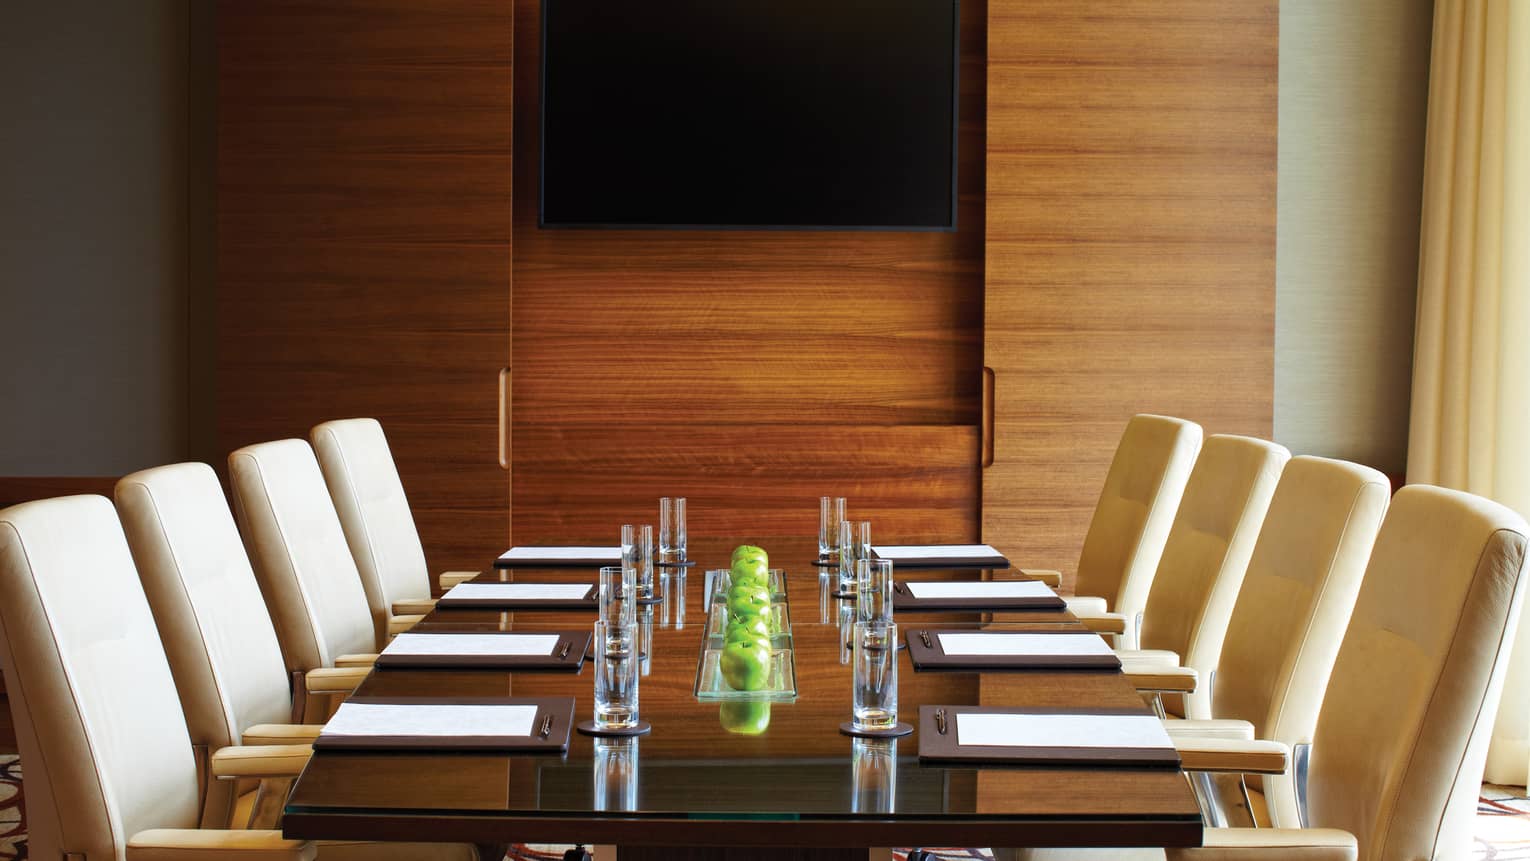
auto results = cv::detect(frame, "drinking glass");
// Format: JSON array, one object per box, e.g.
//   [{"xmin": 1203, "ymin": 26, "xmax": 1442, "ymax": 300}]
[
  {"xmin": 636, "ymin": 525, "xmax": 656, "ymax": 600},
  {"xmin": 598, "ymin": 565, "xmax": 636, "ymax": 630},
  {"xmin": 852, "ymin": 621, "xmax": 898, "ymax": 731},
  {"xmin": 838, "ymin": 601, "xmax": 856, "ymax": 665},
  {"xmin": 593, "ymin": 738, "xmax": 640, "ymax": 812},
  {"xmin": 659, "ymin": 497, "xmax": 687, "ymax": 563},
  {"xmin": 837, "ymin": 520, "xmax": 856, "ymax": 594},
  {"xmin": 593, "ymin": 620, "xmax": 639, "ymax": 729},
  {"xmin": 819, "ymin": 496, "xmax": 847, "ymax": 559},
  {"xmin": 854, "ymin": 521, "xmax": 873, "ymax": 562},
  {"xmin": 857, "ymin": 559, "xmax": 894, "ymax": 624},
  {"xmin": 851, "ymin": 738, "xmax": 898, "ymax": 814},
  {"xmin": 620, "ymin": 524, "xmax": 638, "ymax": 570}
]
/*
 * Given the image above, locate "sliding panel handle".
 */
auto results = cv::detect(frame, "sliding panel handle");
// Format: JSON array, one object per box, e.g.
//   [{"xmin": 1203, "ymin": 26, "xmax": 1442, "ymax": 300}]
[
  {"xmin": 981, "ymin": 366, "xmax": 995, "ymax": 468},
  {"xmin": 498, "ymin": 367, "xmax": 510, "ymax": 471}
]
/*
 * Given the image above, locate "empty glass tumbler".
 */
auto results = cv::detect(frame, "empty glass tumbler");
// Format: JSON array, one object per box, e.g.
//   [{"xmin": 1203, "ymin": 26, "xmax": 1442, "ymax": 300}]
[
  {"xmin": 819, "ymin": 496, "xmax": 847, "ymax": 559},
  {"xmin": 593, "ymin": 620, "xmax": 640, "ymax": 730},
  {"xmin": 852, "ymin": 621, "xmax": 899, "ymax": 732},
  {"xmin": 636, "ymin": 525, "xmax": 656, "ymax": 600},
  {"xmin": 837, "ymin": 520, "xmax": 857, "ymax": 593},
  {"xmin": 659, "ymin": 497, "xmax": 687, "ymax": 563},
  {"xmin": 857, "ymin": 559, "xmax": 895, "ymax": 624},
  {"xmin": 598, "ymin": 565, "xmax": 636, "ymax": 630}
]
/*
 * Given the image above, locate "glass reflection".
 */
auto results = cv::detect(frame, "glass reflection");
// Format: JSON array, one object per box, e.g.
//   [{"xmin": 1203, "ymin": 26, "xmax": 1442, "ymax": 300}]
[{"xmin": 851, "ymin": 738, "xmax": 898, "ymax": 814}]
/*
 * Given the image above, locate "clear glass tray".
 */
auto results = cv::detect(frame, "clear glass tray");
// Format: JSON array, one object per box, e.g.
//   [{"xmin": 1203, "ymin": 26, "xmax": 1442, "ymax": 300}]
[{"xmin": 694, "ymin": 577, "xmax": 797, "ymax": 702}]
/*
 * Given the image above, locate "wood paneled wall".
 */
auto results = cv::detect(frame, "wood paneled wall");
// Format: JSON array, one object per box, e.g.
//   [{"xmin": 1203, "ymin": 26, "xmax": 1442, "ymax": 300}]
[
  {"xmin": 507, "ymin": 0, "xmax": 988, "ymax": 544},
  {"xmin": 982, "ymin": 1, "xmax": 1278, "ymax": 583},
  {"xmin": 216, "ymin": 0, "xmax": 513, "ymax": 574}
]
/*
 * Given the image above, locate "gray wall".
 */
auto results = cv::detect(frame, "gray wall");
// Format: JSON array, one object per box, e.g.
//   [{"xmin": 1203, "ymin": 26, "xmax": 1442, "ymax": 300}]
[
  {"xmin": 1275, "ymin": 0, "xmax": 1434, "ymax": 476},
  {"xmin": 0, "ymin": 1, "xmax": 190, "ymax": 475}
]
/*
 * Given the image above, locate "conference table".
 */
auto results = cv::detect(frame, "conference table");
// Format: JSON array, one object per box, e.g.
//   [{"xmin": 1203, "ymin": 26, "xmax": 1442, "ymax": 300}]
[{"xmin": 282, "ymin": 537, "xmax": 1203, "ymax": 859}]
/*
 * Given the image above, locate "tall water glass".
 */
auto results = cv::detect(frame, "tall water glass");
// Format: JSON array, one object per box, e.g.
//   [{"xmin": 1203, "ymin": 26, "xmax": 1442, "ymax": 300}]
[
  {"xmin": 599, "ymin": 565, "xmax": 636, "ymax": 631},
  {"xmin": 593, "ymin": 738, "xmax": 640, "ymax": 812},
  {"xmin": 851, "ymin": 738, "xmax": 898, "ymax": 814},
  {"xmin": 837, "ymin": 520, "xmax": 856, "ymax": 593},
  {"xmin": 819, "ymin": 496, "xmax": 847, "ymax": 559},
  {"xmin": 620, "ymin": 524, "xmax": 638, "ymax": 571},
  {"xmin": 593, "ymin": 620, "xmax": 639, "ymax": 730},
  {"xmin": 659, "ymin": 497, "xmax": 687, "ymax": 563},
  {"xmin": 636, "ymin": 525, "xmax": 656, "ymax": 600},
  {"xmin": 858, "ymin": 559, "xmax": 895, "ymax": 624},
  {"xmin": 854, "ymin": 521, "xmax": 873, "ymax": 562},
  {"xmin": 852, "ymin": 621, "xmax": 898, "ymax": 732}
]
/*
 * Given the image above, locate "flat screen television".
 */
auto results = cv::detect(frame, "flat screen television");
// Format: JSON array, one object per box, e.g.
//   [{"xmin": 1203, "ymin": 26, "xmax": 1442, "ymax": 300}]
[{"xmin": 539, "ymin": 0, "xmax": 959, "ymax": 231}]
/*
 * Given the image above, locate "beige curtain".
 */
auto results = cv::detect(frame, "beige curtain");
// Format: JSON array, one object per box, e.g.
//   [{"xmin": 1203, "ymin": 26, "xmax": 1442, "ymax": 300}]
[{"xmin": 1407, "ymin": 0, "xmax": 1530, "ymax": 785}]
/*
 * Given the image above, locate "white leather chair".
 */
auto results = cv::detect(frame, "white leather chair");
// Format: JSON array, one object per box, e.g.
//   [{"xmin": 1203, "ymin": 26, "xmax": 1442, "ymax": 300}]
[
  {"xmin": 311, "ymin": 418, "xmax": 477, "ymax": 642},
  {"xmin": 228, "ymin": 439, "xmax": 383, "ymax": 685},
  {"xmin": 0, "ymin": 495, "xmax": 314, "ymax": 860},
  {"xmin": 1025, "ymin": 414, "xmax": 1203, "ymax": 649},
  {"xmin": 1116, "ymin": 435, "xmax": 1290, "ymax": 718},
  {"xmin": 1001, "ymin": 484, "xmax": 1530, "ymax": 861}
]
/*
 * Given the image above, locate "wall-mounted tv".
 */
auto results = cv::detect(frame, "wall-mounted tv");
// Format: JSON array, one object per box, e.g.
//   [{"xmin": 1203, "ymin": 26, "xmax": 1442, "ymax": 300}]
[{"xmin": 539, "ymin": 0, "xmax": 959, "ymax": 231}]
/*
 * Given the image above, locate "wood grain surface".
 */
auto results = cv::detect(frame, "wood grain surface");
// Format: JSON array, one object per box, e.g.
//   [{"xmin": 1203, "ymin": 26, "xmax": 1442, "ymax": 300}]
[
  {"xmin": 981, "ymin": 0, "xmax": 1278, "ymax": 587},
  {"xmin": 506, "ymin": 0, "xmax": 988, "ymax": 541},
  {"xmin": 215, "ymin": 0, "xmax": 513, "ymax": 575}
]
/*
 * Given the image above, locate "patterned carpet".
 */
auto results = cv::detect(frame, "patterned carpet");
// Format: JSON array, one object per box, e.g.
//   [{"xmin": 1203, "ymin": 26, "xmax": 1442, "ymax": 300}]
[{"xmin": 1, "ymin": 755, "xmax": 1526, "ymax": 859}]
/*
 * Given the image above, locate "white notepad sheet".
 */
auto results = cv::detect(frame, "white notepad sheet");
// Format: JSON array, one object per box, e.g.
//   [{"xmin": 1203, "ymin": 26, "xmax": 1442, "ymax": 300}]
[
  {"xmin": 444, "ymin": 582, "xmax": 593, "ymax": 601},
  {"xmin": 957, "ymin": 713, "xmax": 1174, "ymax": 750},
  {"xmin": 323, "ymin": 703, "xmax": 538, "ymax": 739},
  {"xmin": 904, "ymin": 581, "xmax": 1054, "ymax": 599},
  {"xmin": 873, "ymin": 544, "xmax": 1004, "ymax": 560},
  {"xmin": 938, "ymin": 632, "xmax": 1113, "ymax": 657},
  {"xmin": 383, "ymin": 633, "xmax": 560, "ymax": 658},
  {"xmin": 497, "ymin": 546, "xmax": 621, "ymax": 562}
]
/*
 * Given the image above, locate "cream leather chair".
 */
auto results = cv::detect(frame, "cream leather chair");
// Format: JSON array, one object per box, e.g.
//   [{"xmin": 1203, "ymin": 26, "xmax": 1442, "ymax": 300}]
[
  {"xmin": 1025, "ymin": 414, "xmax": 1203, "ymax": 649},
  {"xmin": 1003, "ymin": 484, "xmax": 1530, "ymax": 861},
  {"xmin": 0, "ymin": 495, "xmax": 314, "ymax": 860},
  {"xmin": 1116, "ymin": 435, "xmax": 1289, "ymax": 718},
  {"xmin": 229, "ymin": 439, "xmax": 383, "ymax": 684},
  {"xmin": 311, "ymin": 418, "xmax": 477, "ymax": 642},
  {"xmin": 116, "ymin": 463, "xmax": 350, "ymax": 821}
]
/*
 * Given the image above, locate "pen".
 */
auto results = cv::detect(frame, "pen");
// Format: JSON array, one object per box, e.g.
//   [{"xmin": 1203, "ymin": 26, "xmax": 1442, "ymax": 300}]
[
  {"xmin": 919, "ymin": 630, "xmax": 932, "ymax": 648},
  {"xmin": 558, "ymin": 641, "xmax": 571, "ymax": 659},
  {"xmin": 935, "ymin": 708, "xmax": 948, "ymax": 735},
  {"xmin": 538, "ymin": 714, "xmax": 553, "ymax": 739},
  {"xmin": 894, "ymin": 582, "xmax": 908, "ymax": 595}
]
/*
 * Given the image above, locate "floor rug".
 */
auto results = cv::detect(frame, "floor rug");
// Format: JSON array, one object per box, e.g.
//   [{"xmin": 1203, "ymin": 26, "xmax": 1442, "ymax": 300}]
[{"xmin": 2, "ymin": 756, "xmax": 1528, "ymax": 860}]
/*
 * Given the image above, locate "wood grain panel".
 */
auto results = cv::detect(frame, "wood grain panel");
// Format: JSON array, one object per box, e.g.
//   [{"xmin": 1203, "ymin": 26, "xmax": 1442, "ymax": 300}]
[
  {"xmin": 511, "ymin": 425, "xmax": 979, "ymax": 543},
  {"xmin": 982, "ymin": 0, "xmax": 1277, "ymax": 583},
  {"xmin": 509, "ymin": 0, "xmax": 987, "ymax": 540},
  {"xmin": 217, "ymin": 1, "xmax": 513, "ymax": 574}
]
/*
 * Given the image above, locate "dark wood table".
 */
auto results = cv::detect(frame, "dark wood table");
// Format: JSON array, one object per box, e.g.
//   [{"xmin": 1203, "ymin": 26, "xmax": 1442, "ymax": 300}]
[{"xmin": 283, "ymin": 538, "xmax": 1202, "ymax": 859}]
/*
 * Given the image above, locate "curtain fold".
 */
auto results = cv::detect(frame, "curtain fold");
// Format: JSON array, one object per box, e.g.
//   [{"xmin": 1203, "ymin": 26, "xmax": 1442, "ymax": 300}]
[{"xmin": 1407, "ymin": 0, "xmax": 1530, "ymax": 785}]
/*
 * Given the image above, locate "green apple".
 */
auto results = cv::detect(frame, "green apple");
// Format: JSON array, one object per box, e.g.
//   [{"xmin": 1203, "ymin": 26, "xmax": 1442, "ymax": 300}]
[
  {"xmin": 731, "ymin": 556, "xmax": 769, "ymax": 583},
  {"xmin": 732, "ymin": 545, "xmax": 769, "ymax": 566},
  {"xmin": 720, "ymin": 639, "xmax": 772, "ymax": 691},
  {"xmin": 727, "ymin": 612, "xmax": 771, "ymax": 641},
  {"xmin": 728, "ymin": 582, "xmax": 771, "ymax": 613},
  {"xmin": 718, "ymin": 701, "xmax": 772, "ymax": 735},
  {"xmin": 725, "ymin": 623, "xmax": 761, "ymax": 646}
]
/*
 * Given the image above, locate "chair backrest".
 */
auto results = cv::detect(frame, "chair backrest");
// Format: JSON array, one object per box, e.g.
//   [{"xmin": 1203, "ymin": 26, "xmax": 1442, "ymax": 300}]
[
  {"xmin": 0, "ymin": 496, "xmax": 200, "ymax": 860},
  {"xmin": 1309, "ymin": 485, "xmax": 1529, "ymax": 860},
  {"xmin": 1211, "ymin": 456, "xmax": 1390, "ymax": 827},
  {"xmin": 1137, "ymin": 434, "xmax": 1289, "ymax": 718},
  {"xmin": 311, "ymin": 418, "xmax": 431, "ymax": 644},
  {"xmin": 229, "ymin": 438, "xmax": 377, "ymax": 671},
  {"xmin": 1072, "ymin": 413, "xmax": 1203, "ymax": 643},
  {"xmin": 115, "ymin": 462, "xmax": 293, "ymax": 747}
]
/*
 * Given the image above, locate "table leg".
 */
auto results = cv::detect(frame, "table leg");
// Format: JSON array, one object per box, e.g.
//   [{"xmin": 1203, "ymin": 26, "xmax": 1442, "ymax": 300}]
[{"xmin": 475, "ymin": 842, "xmax": 509, "ymax": 861}]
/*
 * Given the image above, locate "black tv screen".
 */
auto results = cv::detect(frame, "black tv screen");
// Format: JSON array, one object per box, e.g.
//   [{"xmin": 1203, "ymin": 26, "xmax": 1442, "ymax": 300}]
[{"xmin": 539, "ymin": 0, "xmax": 959, "ymax": 231}]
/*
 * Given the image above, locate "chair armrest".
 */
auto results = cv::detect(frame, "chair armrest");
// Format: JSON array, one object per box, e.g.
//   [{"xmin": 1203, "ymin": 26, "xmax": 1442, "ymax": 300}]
[
  {"xmin": 1165, "ymin": 827, "xmax": 1357, "ymax": 861},
  {"xmin": 1124, "ymin": 663, "xmax": 1197, "ymax": 693},
  {"xmin": 1074, "ymin": 611, "xmax": 1128, "ymax": 635},
  {"xmin": 1175, "ymin": 737, "xmax": 1289, "ymax": 774},
  {"xmin": 304, "ymin": 666, "xmax": 369, "ymax": 694},
  {"xmin": 209, "ymin": 745, "xmax": 312, "ymax": 780},
  {"xmin": 332, "ymin": 653, "xmax": 378, "ymax": 668},
  {"xmin": 1019, "ymin": 568, "xmax": 1061, "ymax": 588},
  {"xmin": 439, "ymin": 570, "xmax": 480, "ymax": 591},
  {"xmin": 392, "ymin": 597, "xmax": 438, "ymax": 616},
  {"xmin": 1163, "ymin": 719, "xmax": 1256, "ymax": 741},
  {"xmin": 241, "ymin": 724, "xmax": 325, "ymax": 746},
  {"xmin": 386, "ymin": 613, "xmax": 424, "ymax": 636},
  {"xmin": 128, "ymin": 829, "xmax": 316, "ymax": 861},
  {"xmin": 1063, "ymin": 595, "xmax": 1109, "ymax": 615}
]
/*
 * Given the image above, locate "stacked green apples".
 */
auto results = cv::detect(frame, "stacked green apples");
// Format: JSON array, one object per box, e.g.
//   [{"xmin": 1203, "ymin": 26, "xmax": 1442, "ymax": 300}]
[{"xmin": 719, "ymin": 545, "xmax": 775, "ymax": 691}]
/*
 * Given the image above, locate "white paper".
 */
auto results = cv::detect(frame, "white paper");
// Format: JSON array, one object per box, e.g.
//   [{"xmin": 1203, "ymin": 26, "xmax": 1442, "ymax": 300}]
[
  {"xmin": 937, "ymin": 632, "xmax": 1112, "ymax": 657},
  {"xmin": 444, "ymin": 582, "xmax": 593, "ymax": 601},
  {"xmin": 904, "ymin": 581, "xmax": 1054, "ymax": 599},
  {"xmin": 497, "ymin": 546, "xmax": 622, "ymax": 562},
  {"xmin": 383, "ymin": 633, "xmax": 560, "ymax": 658},
  {"xmin": 873, "ymin": 544, "xmax": 1005, "ymax": 560},
  {"xmin": 322, "ymin": 703, "xmax": 539, "ymax": 739},
  {"xmin": 957, "ymin": 713, "xmax": 1174, "ymax": 750}
]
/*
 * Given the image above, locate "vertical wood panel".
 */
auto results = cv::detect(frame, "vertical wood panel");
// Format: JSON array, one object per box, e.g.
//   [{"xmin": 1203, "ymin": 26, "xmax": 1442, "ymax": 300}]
[
  {"xmin": 216, "ymin": 1, "xmax": 513, "ymax": 574},
  {"xmin": 508, "ymin": 0, "xmax": 988, "ymax": 542},
  {"xmin": 982, "ymin": 1, "xmax": 1278, "ymax": 584}
]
